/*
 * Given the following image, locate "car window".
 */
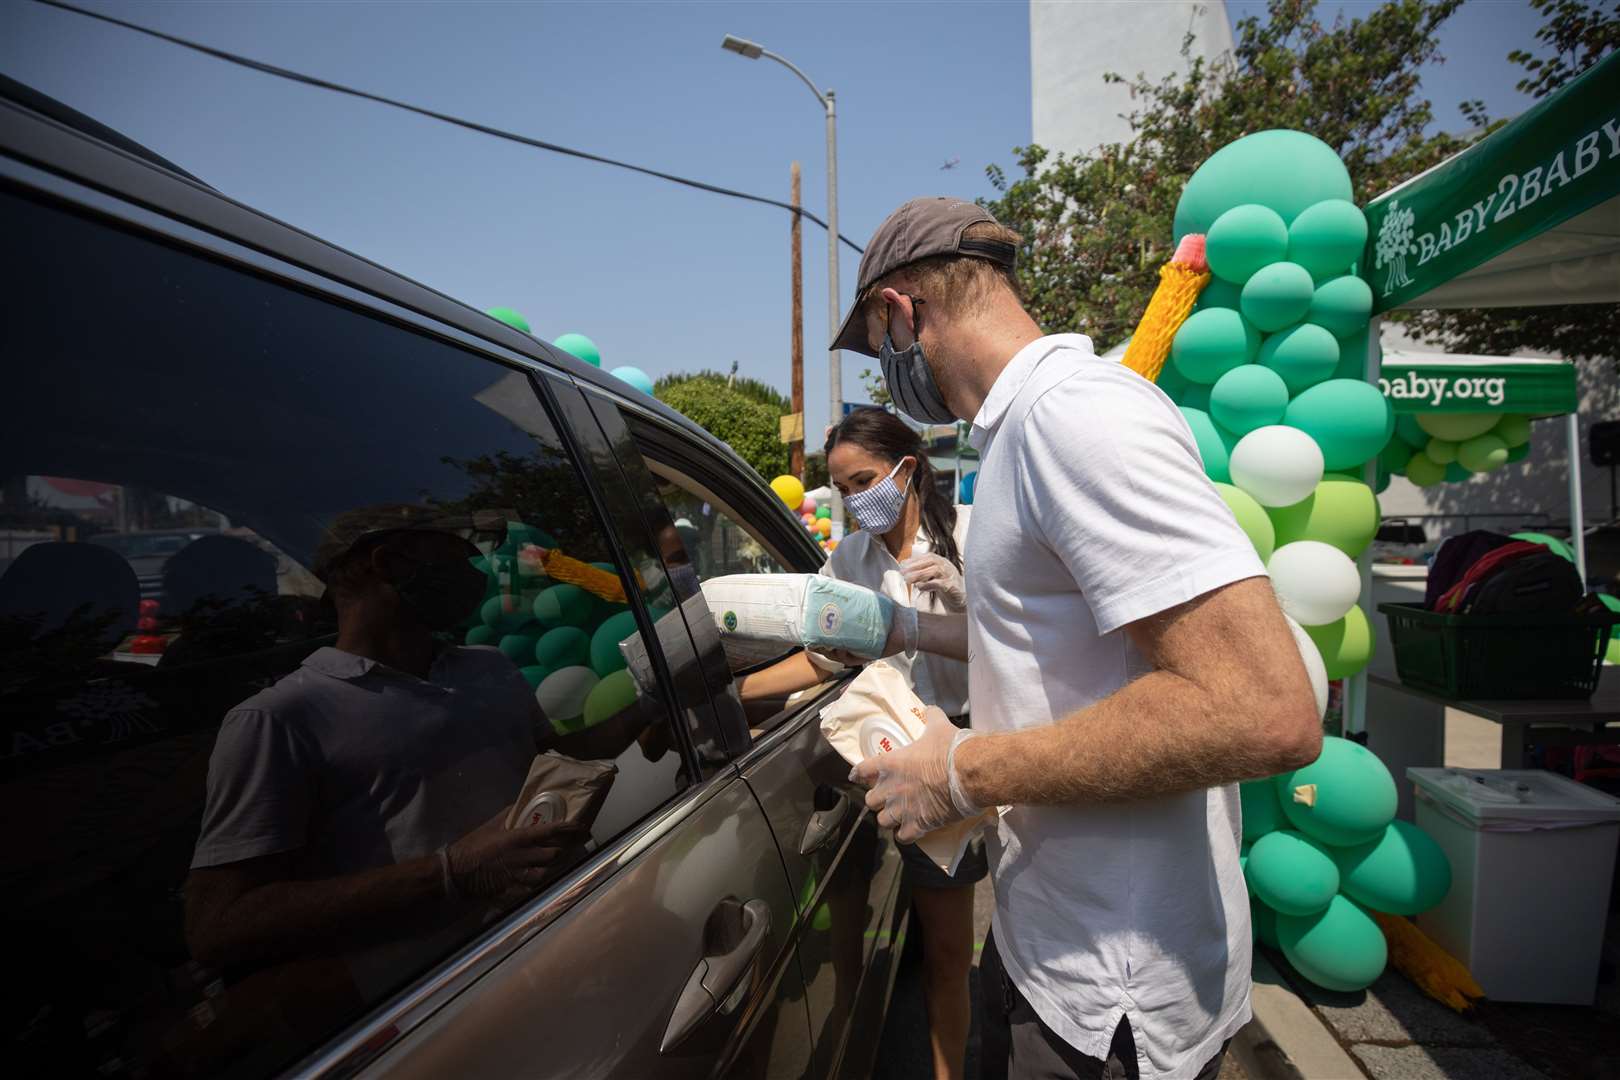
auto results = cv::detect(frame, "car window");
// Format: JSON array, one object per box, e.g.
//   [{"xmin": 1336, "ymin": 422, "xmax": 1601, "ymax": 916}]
[{"xmin": 0, "ymin": 189, "xmax": 689, "ymax": 1079}]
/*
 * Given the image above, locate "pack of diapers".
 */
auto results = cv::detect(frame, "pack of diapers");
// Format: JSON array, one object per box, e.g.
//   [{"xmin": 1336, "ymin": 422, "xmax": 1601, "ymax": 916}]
[{"xmin": 700, "ymin": 573, "xmax": 896, "ymax": 658}]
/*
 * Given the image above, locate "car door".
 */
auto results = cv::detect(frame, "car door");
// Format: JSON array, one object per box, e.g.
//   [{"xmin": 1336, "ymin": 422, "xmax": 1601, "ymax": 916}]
[{"xmin": 615, "ymin": 409, "xmax": 909, "ymax": 1079}]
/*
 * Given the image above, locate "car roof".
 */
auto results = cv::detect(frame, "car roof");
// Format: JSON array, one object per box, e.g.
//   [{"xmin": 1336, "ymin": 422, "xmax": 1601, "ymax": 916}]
[{"xmin": 0, "ymin": 79, "xmax": 755, "ymax": 478}]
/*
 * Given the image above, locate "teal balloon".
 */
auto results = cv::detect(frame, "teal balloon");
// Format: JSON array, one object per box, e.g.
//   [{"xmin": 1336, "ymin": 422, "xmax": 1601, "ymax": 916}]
[
  {"xmin": 1179, "ymin": 407, "xmax": 1240, "ymax": 484},
  {"xmin": 498, "ymin": 631, "xmax": 541, "ymax": 663},
  {"xmin": 1180, "ymin": 381, "xmax": 1212, "ymax": 411},
  {"xmin": 1171, "ymin": 307, "xmax": 1261, "ymax": 384},
  {"xmin": 1506, "ymin": 442, "xmax": 1530, "ymax": 464},
  {"xmin": 1241, "ymin": 777, "xmax": 1287, "ymax": 842},
  {"xmin": 1240, "ymin": 262, "xmax": 1315, "ymax": 333},
  {"xmin": 1444, "ymin": 462, "xmax": 1473, "ymax": 483},
  {"xmin": 582, "ymin": 667, "xmax": 640, "ymax": 729},
  {"xmin": 1211, "ymin": 365, "xmax": 1289, "ymax": 435},
  {"xmin": 1333, "ymin": 325, "xmax": 1374, "ymax": 381},
  {"xmin": 1206, "ymin": 204, "xmax": 1290, "ymax": 284},
  {"xmin": 1284, "ymin": 379, "xmax": 1395, "ymax": 471},
  {"xmin": 465, "ymin": 624, "xmax": 499, "ymax": 647},
  {"xmin": 1174, "ymin": 130, "xmax": 1353, "ymax": 241},
  {"xmin": 1333, "ymin": 819, "xmax": 1452, "ymax": 916},
  {"xmin": 611, "ymin": 365, "xmax": 655, "ymax": 395},
  {"xmin": 1395, "ymin": 413, "xmax": 1429, "ymax": 449},
  {"xmin": 1259, "ymin": 323, "xmax": 1340, "ymax": 394},
  {"xmin": 481, "ymin": 594, "xmax": 532, "ymax": 634},
  {"xmin": 1195, "ymin": 276, "xmax": 1244, "ymax": 312},
  {"xmin": 533, "ymin": 583, "xmax": 595, "ymax": 629},
  {"xmin": 486, "ymin": 306, "xmax": 531, "ymax": 333},
  {"xmin": 589, "ymin": 609, "xmax": 640, "ymax": 676},
  {"xmin": 517, "ymin": 664, "xmax": 550, "ymax": 690},
  {"xmin": 534, "ymin": 625, "xmax": 591, "ymax": 670},
  {"xmin": 1246, "ymin": 830, "xmax": 1340, "ymax": 916},
  {"xmin": 554, "ymin": 332, "xmax": 602, "ymax": 367},
  {"xmin": 1276, "ymin": 736, "xmax": 1397, "ymax": 847},
  {"xmin": 1253, "ymin": 898, "xmax": 1282, "ymax": 950},
  {"xmin": 1278, "ymin": 896, "xmax": 1387, "ymax": 992},
  {"xmin": 1378, "ymin": 437, "xmax": 1417, "ymax": 475},
  {"xmin": 1287, "ymin": 199, "xmax": 1368, "ymax": 281},
  {"xmin": 1307, "ymin": 275, "xmax": 1374, "ymax": 339}
]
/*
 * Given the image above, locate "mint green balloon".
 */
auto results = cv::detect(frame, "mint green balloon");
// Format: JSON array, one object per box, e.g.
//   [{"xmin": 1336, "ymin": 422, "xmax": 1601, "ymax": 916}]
[
  {"xmin": 1283, "ymin": 379, "xmax": 1395, "ymax": 471},
  {"xmin": 1217, "ymin": 483, "xmax": 1276, "ymax": 563},
  {"xmin": 1196, "ymin": 276, "xmax": 1244, "ymax": 312},
  {"xmin": 465, "ymin": 624, "xmax": 500, "ymax": 647},
  {"xmin": 1406, "ymin": 451, "xmax": 1444, "ymax": 487},
  {"xmin": 1304, "ymin": 605, "xmax": 1374, "ymax": 680},
  {"xmin": 1259, "ymin": 323, "xmax": 1339, "ymax": 394},
  {"xmin": 1458, "ymin": 433, "xmax": 1509, "ymax": 473},
  {"xmin": 1172, "ymin": 307, "xmax": 1261, "ymax": 384},
  {"xmin": 1174, "ymin": 130, "xmax": 1353, "ymax": 241},
  {"xmin": 1334, "ymin": 325, "xmax": 1374, "ymax": 382},
  {"xmin": 1180, "ymin": 407, "xmax": 1240, "ymax": 484},
  {"xmin": 611, "ymin": 365, "xmax": 655, "ymax": 395},
  {"xmin": 498, "ymin": 631, "xmax": 541, "ymax": 664},
  {"xmin": 1206, "ymin": 204, "xmax": 1290, "ymax": 283},
  {"xmin": 1180, "ymin": 381, "xmax": 1213, "ymax": 411},
  {"xmin": 1253, "ymin": 898, "xmax": 1282, "ymax": 949},
  {"xmin": 1512, "ymin": 532, "xmax": 1575, "ymax": 562},
  {"xmin": 1278, "ymin": 895, "xmax": 1387, "ymax": 992},
  {"xmin": 1494, "ymin": 414, "xmax": 1532, "ymax": 448},
  {"xmin": 534, "ymin": 625, "xmax": 591, "ymax": 670},
  {"xmin": 1211, "ymin": 365, "xmax": 1289, "ymax": 435},
  {"xmin": 486, "ymin": 306, "xmax": 531, "ymax": 333},
  {"xmin": 1287, "ymin": 199, "xmax": 1368, "ymax": 281},
  {"xmin": 589, "ymin": 609, "xmax": 639, "ymax": 676},
  {"xmin": 554, "ymin": 332, "xmax": 602, "ymax": 367},
  {"xmin": 1241, "ymin": 262, "xmax": 1316, "ymax": 332},
  {"xmin": 1307, "ymin": 274, "xmax": 1373, "ymax": 339},
  {"xmin": 1240, "ymin": 777, "xmax": 1286, "ymax": 842},
  {"xmin": 1425, "ymin": 438, "xmax": 1458, "ymax": 465},
  {"xmin": 1333, "ymin": 819, "xmax": 1452, "ymax": 915},
  {"xmin": 1246, "ymin": 830, "xmax": 1340, "ymax": 916},
  {"xmin": 1268, "ymin": 477, "xmax": 1380, "ymax": 557},
  {"xmin": 582, "ymin": 667, "xmax": 639, "ymax": 729},
  {"xmin": 1276, "ymin": 736, "xmax": 1397, "ymax": 847},
  {"xmin": 533, "ymin": 583, "xmax": 595, "ymax": 629}
]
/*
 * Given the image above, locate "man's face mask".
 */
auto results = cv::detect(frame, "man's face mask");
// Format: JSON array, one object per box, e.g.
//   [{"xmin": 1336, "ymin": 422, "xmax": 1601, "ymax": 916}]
[
  {"xmin": 843, "ymin": 457, "xmax": 912, "ymax": 534},
  {"xmin": 392, "ymin": 548, "xmax": 487, "ymax": 631},
  {"xmin": 878, "ymin": 294, "xmax": 956, "ymax": 425}
]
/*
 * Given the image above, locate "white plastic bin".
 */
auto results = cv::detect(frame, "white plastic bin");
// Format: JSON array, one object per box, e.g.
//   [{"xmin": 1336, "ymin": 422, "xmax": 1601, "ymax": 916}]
[{"xmin": 1409, "ymin": 767, "xmax": 1620, "ymax": 1004}]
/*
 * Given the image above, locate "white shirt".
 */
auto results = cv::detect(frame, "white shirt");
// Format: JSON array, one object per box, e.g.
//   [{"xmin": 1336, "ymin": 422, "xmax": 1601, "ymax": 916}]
[
  {"xmin": 964, "ymin": 334, "xmax": 1264, "ymax": 1079},
  {"xmin": 815, "ymin": 519, "xmax": 970, "ymax": 716}
]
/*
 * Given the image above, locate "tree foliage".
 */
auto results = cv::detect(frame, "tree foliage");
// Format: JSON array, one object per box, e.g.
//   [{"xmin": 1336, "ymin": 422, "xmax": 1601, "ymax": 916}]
[{"xmin": 655, "ymin": 372, "xmax": 788, "ymax": 480}]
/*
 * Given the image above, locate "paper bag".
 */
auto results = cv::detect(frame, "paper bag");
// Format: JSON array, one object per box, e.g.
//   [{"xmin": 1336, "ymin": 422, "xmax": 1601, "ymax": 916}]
[
  {"xmin": 818, "ymin": 662, "xmax": 992, "ymax": 875},
  {"xmin": 505, "ymin": 752, "xmax": 618, "ymax": 832}
]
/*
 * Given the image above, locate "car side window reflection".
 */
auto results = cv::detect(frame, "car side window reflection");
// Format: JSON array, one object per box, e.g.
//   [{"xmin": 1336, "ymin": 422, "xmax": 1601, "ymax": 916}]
[{"xmin": 0, "ymin": 191, "xmax": 686, "ymax": 1079}]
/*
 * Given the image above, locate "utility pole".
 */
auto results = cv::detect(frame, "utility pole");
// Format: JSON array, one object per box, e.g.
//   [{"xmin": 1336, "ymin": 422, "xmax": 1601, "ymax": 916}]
[{"xmin": 790, "ymin": 161, "xmax": 805, "ymax": 478}]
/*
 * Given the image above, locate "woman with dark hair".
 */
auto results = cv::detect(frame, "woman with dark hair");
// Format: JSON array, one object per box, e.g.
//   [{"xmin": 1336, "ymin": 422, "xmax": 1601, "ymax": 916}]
[{"xmin": 740, "ymin": 406, "xmax": 982, "ymax": 1080}]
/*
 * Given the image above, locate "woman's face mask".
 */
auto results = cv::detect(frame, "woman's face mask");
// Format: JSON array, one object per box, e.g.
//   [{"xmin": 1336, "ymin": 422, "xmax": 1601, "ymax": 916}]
[{"xmin": 843, "ymin": 457, "xmax": 912, "ymax": 534}]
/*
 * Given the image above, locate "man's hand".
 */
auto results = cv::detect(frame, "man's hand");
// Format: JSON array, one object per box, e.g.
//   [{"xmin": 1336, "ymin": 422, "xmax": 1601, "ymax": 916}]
[
  {"xmin": 849, "ymin": 707, "xmax": 979, "ymax": 843},
  {"xmin": 446, "ymin": 808, "xmax": 589, "ymax": 904}
]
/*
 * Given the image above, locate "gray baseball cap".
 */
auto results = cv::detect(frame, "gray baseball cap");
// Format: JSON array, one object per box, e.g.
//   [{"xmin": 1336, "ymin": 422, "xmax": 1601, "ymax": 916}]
[{"xmin": 831, "ymin": 197, "xmax": 1017, "ymax": 357}]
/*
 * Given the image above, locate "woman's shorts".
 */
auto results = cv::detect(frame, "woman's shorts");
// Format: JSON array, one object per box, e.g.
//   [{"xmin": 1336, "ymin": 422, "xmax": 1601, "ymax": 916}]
[{"xmin": 898, "ymin": 711, "xmax": 989, "ymax": 889}]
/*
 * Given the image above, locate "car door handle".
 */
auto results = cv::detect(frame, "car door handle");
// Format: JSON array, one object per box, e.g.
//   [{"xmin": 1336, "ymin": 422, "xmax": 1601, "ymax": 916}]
[
  {"xmin": 797, "ymin": 790, "xmax": 852, "ymax": 855},
  {"xmin": 660, "ymin": 898, "xmax": 773, "ymax": 1053}
]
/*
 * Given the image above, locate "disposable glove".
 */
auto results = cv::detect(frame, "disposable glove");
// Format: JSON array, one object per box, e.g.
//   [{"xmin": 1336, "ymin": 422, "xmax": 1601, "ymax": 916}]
[
  {"xmin": 850, "ymin": 707, "xmax": 982, "ymax": 843},
  {"xmin": 444, "ymin": 808, "xmax": 588, "ymax": 904},
  {"xmin": 901, "ymin": 552, "xmax": 966, "ymax": 611}
]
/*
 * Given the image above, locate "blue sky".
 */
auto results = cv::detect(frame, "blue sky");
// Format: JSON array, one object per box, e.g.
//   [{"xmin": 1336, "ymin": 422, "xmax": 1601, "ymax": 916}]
[{"xmin": 2, "ymin": 0, "xmax": 1545, "ymax": 440}]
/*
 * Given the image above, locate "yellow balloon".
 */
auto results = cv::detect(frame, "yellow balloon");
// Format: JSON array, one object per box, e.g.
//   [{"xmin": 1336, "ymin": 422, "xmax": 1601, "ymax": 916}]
[{"xmin": 770, "ymin": 474, "xmax": 805, "ymax": 511}]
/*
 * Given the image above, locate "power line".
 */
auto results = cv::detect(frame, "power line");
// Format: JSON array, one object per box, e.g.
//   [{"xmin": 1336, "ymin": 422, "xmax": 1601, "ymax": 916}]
[{"xmin": 31, "ymin": 0, "xmax": 866, "ymax": 254}]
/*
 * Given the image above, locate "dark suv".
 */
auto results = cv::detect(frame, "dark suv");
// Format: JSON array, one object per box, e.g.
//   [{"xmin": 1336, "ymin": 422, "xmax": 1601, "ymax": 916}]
[{"xmin": 0, "ymin": 85, "xmax": 904, "ymax": 1078}]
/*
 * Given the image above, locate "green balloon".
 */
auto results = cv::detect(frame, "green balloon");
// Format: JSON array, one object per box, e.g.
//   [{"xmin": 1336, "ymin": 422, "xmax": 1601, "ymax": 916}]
[
  {"xmin": 582, "ymin": 667, "xmax": 639, "ymax": 729},
  {"xmin": 1378, "ymin": 437, "xmax": 1416, "ymax": 475},
  {"xmin": 1180, "ymin": 381, "xmax": 1213, "ymax": 411},
  {"xmin": 1268, "ymin": 477, "xmax": 1380, "ymax": 558},
  {"xmin": 1506, "ymin": 442, "xmax": 1530, "ymax": 464},
  {"xmin": 1241, "ymin": 777, "xmax": 1287, "ymax": 842},
  {"xmin": 1206, "ymin": 204, "xmax": 1290, "ymax": 284},
  {"xmin": 1304, "ymin": 605, "xmax": 1374, "ymax": 679},
  {"xmin": 1216, "ymin": 483, "xmax": 1276, "ymax": 563},
  {"xmin": 534, "ymin": 625, "xmax": 591, "ymax": 670},
  {"xmin": 1406, "ymin": 452, "xmax": 1444, "ymax": 487},
  {"xmin": 554, "ymin": 332, "xmax": 602, "ymax": 367},
  {"xmin": 1307, "ymin": 275, "xmax": 1373, "ymax": 339},
  {"xmin": 1253, "ymin": 898, "xmax": 1282, "ymax": 949},
  {"xmin": 1246, "ymin": 830, "xmax": 1340, "ymax": 916},
  {"xmin": 481, "ymin": 594, "xmax": 532, "ymax": 634},
  {"xmin": 1276, "ymin": 736, "xmax": 1397, "ymax": 847},
  {"xmin": 1444, "ymin": 462, "xmax": 1473, "ymax": 483},
  {"xmin": 1602, "ymin": 594, "xmax": 1620, "ymax": 659},
  {"xmin": 1416, "ymin": 412, "xmax": 1499, "ymax": 442},
  {"xmin": 498, "ymin": 631, "xmax": 541, "ymax": 664},
  {"xmin": 1333, "ymin": 819, "xmax": 1452, "ymax": 916},
  {"xmin": 1394, "ymin": 414, "xmax": 1428, "ymax": 449},
  {"xmin": 815, "ymin": 506, "xmax": 831, "ymax": 520},
  {"xmin": 1425, "ymin": 438, "xmax": 1458, "ymax": 465},
  {"xmin": 1211, "ymin": 364, "xmax": 1289, "ymax": 435},
  {"xmin": 1512, "ymin": 532, "xmax": 1574, "ymax": 562},
  {"xmin": 1240, "ymin": 262, "xmax": 1316, "ymax": 333},
  {"xmin": 1172, "ymin": 307, "xmax": 1261, "ymax": 384},
  {"xmin": 1195, "ymin": 276, "xmax": 1244, "ymax": 312},
  {"xmin": 1333, "ymin": 325, "xmax": 1374, "ymax": 382},
  {"xmin": 1259, "ymin": 323, "xmax": 1340, "ymax": 395},
  {"xmin": 1283, "ymin": 379, "xmax": 1395, "ymax": 471},
  {"xmin": 517, "ymin": 664, "xmax": 550, "ymax": 690},
  {"xmin": 486, "ymin": 306, "xmax": 531, "ymax": 333},
  {"xmin": 589, "ymin": 609, "xmax": 640, "ymax": 676},
  {"xmin": 1494, "ymin": 414, "xmax": 1532, "ymax": 448},
  {"xmin": 465, "ymin": 624, "xmax": 500, "ymax": 647},
  {"xmin": 1174, "ymin": 130, "xmax": 1353, "ymax": 241},
  {"xmin": 1376, "ymin": 467, "xmax": 1391, "ymax": 494},
  {"xmin": 1180, "ymin": 407, "xmax": 1241, "ymax": 484},
  {"xmin": 1278, "ymin": 895, "xmax": 1387, "ymax": 992},
  {"xmin": 533, "ymin": 583, "xmax": 595, "ymax": 629},
  {"xmin": 1458, "ymin": 433, "xmax": 1509, "ymax": 473},
  {"xmin": 1287, "ymin": 199, "xmax": 1368, "ymax": 281}
]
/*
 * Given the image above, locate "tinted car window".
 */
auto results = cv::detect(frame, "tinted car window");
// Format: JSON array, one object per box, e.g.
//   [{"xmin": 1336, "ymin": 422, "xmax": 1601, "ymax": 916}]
[{"xmin": 0, "ymin": 190, "xmax": 688, "ymax": 1078}]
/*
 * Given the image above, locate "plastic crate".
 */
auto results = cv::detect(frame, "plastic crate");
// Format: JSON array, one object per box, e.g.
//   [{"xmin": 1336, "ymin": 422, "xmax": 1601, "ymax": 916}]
[{"xmin": 1378, "ymin": 603, "xmax": 1619, "ymax": 700}]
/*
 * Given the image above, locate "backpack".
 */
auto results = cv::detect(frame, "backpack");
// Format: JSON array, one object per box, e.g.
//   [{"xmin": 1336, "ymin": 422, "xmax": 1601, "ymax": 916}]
[{"xmin": 1461, "ymin": 551, "xmax": 1584, "ymax": 615}]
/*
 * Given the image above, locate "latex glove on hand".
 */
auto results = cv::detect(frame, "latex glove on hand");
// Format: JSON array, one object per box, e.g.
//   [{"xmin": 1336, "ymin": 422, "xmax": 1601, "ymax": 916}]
[
  {"xmin": 901, "ymin": 552, "xmax": 966, "ymax": 611},
  {"xmin": 445, "ymin": 809, "xmax": 589, "ymax": 905},
  {"xmin": 820, "ymin": 604, "xmax": 919, "ymax": 668},
  {"xmin": 850, "ymin": 706, "xmax": 982, "ymax": 843}
]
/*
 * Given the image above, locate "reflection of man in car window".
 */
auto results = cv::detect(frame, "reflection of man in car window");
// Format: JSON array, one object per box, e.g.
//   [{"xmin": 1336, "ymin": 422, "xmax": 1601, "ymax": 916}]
[{"xmin": 185, "ymin": 505, "xmax": 587, "ymax": 999}]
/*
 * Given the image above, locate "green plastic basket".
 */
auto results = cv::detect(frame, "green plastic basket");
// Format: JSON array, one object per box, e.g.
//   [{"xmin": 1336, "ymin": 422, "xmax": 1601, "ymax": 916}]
[{"xmin": 1378, "ymin": 603, "xmax": 1619, "ymax": 700}]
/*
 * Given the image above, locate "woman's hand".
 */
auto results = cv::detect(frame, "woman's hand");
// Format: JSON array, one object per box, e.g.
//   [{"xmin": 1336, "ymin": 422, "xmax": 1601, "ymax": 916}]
[{"xmin": 902, "ymin": 553, "xmax": 966, "ymax": 611}]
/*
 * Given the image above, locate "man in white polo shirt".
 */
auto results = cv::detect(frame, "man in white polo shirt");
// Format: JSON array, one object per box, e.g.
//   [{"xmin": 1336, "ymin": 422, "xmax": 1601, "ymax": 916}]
[{"xmin": 842, "ymin": 198, "xmax": 1323, "ymax": 1080}]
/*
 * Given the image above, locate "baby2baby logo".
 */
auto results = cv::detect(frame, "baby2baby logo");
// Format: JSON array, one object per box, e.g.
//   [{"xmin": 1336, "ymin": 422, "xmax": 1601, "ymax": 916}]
[{"xmin": 1379, "ymin": 370, "xmax": 1507, "ymax": 408}]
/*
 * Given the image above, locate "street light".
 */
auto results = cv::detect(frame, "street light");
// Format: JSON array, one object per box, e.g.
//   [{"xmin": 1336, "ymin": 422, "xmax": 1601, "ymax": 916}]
[{"xmin": 720, "ymin": 33, "xmax": 844, "ymax": 531}]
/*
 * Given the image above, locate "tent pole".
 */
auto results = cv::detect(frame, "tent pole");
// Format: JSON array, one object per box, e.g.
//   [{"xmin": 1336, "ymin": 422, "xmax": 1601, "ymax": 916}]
[
  {"xmin": 1346, "ymin": 317, "xmax": 1380, "ymax": 738},
  {"xmin": 1568, "ymin": 411, "xmax": 1588, "ymax": 584}
]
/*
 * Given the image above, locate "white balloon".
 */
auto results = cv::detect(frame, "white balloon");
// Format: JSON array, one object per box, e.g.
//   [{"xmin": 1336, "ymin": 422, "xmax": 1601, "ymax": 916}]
[
  {"xmin": 535, "ymin": 665, "xmax": 599, "ymax": 721},
  {"xmin": 1285, "ymin": 615, "xmax": 1329, "ymax": 720},
  {"xmin": 1230, "ymin": 425, "xmax": 1325, "ymax": 508},
  {"xmin": 1269, "ymin": 541, "xmax": 1361, "ymax": 626}
]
